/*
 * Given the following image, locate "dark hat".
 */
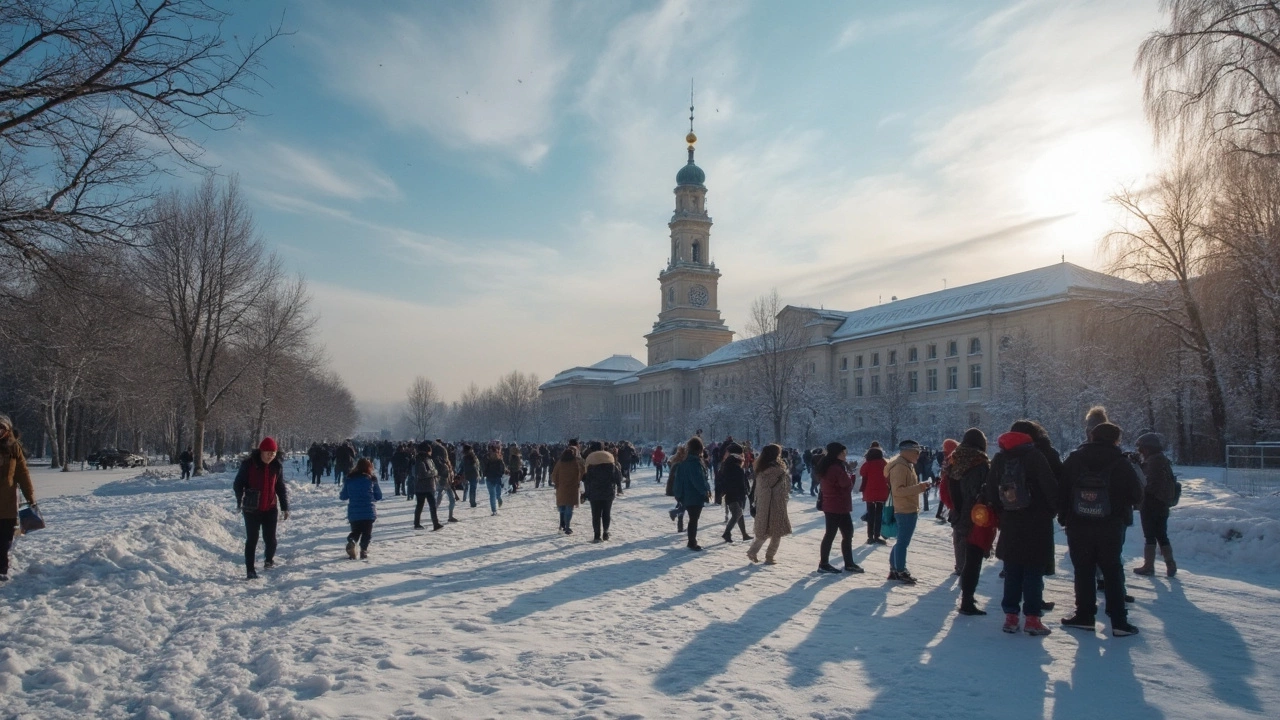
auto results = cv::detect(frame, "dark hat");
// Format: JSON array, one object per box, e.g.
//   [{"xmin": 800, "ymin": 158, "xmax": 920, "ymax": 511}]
[
  {"xmin": 1136, "ymin": 432, "xmax": 1165, "ymax": 451},
  {"xmin": 961, "ymin": 428, "xmax": 988, "ymax": 451},
  {"xmin": 898, "ymin": 439, "xmax": 921, "ymax": 452},
  {"xmin": 726, "ymin": 443, "xmax": 743, "ymax": 455}
]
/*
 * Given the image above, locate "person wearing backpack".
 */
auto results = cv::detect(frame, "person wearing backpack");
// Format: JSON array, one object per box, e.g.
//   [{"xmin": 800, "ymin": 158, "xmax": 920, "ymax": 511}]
[
  {"xmin": 986, "ymin": 421, "xmax": 1059, "ymax": 636},
  {"xmin": 1058, "ymin": 422, "xmax": 1145, "ymax": 636},
  {"xmin": 411, "ymin": 443, "xmax": 443, "ymax": 531},
  {"xmin": 948, "ymin": 429, "xmax": 991, "ymax": 615},
  {"xmin": 1132, "ymin": 432, "xmax": 1178, "ymax": 578}
]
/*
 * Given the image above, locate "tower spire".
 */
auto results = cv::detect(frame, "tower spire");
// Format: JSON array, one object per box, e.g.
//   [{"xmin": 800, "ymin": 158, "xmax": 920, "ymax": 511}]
[{"xmin": 686, "ymin": 79, "xmax": 697, "ymax": 163}]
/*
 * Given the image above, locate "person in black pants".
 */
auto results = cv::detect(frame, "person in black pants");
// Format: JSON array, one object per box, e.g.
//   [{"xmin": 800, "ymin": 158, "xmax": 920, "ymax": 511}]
[
  {"xmin": 949, "ymin": 429, "xmax": 992, "ymax": 615},
  {"xmin": 714, "ymin": 444, "xmax": 752, "ymax": 543},
  {"xmin": 671, "ymin": 436, "xmax": 712, "ymax": 550},
  {"xmin": 815, "ymin": 442, "xmax": 862, "ymax": 573},
  {"xmin": 583, "ymin": 441, "xmax": 622, "ymax": 542},
  {"xmin": 233, "ymin": 438, "xmax": 289, "ymax": 579},
  {"xmin": 412, "ymin": 443, "xmax": 442, "ymax": 531}
]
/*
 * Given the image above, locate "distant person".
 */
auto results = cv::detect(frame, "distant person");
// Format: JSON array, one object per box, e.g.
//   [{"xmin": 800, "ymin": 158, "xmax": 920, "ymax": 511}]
[
  {"xmin": 233, "ymin": 437, "xmax": 289, "ymax": 580},
  {"xmin": 340, "ymin": 458, "xmax": 382, "ymax": 560},
  {"xmin": 483, "ymin": 444, "xmax": 507, "ymax": 515},
  {"xmin": 671, "ymin": 436, "xmax": 712, "ymax": 550},
  {"xmin": 948, "ymin": 429, "xmax": 992, "ymax": 615},
  {"xmin": 551, "ymin": 446, "xmax": 584, "ymax": 534},
  {"xmin": 652, "ymin": 445, "xmax": 666, "ymax": 484},
  {"xmin": 666, "ymin": 444, "xmax": 688, "ymax": 532},
  {"xmin": 1132, "ymin": 432, "xmax": 1178, "ymax": 578},
  {"xmin": 747, "ymin": 444, "xmax": 791, "ymax": 564},
  {"xmin": 859, "ymin": 443, "xmax": 889, "ymax": 544},
  {"xmin": 714, "ymin": 443, "xmax": 752, "ymax": 544},
  {"xmin": 816, "ymin": 442, "xmax": 863, "ymax": 574},
  {"xmin": 179, "ymin": 447, "xmax": 194, "ymax": 480},
  {"xmin": 583, "ymin": 441, "xmax": 622, "ymax": 542},
  {"xmin": 461, "ymin": 444, "xmax": 482, "ymax": 508},
  {"xmin": 0, "ymin": 414, "xmax": 37, "ymax": 582},
  {"xmin": 411, "ymin": 443, "xmax": 442, "ymax": 531}
]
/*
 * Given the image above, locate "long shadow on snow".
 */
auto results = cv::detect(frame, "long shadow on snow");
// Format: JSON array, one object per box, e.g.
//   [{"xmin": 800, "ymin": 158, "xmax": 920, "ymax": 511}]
[
  {"xmin": 1151, "ymin": 578, "xmax": 1262, "ymax": 712},
  {"xmin": 654, "ymin": 575, "xmax": 831, "ymax": 696},
  {"xmin": 1052, "ymin": 634, "xmax": 1163, "ymax": 720}
]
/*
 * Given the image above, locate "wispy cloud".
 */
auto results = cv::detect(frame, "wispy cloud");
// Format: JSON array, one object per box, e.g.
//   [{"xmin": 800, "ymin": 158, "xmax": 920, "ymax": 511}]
[
  {"xmin": 831, "ymin": 9, "xmax": 939, "ymax": 52},
  {"xmin": 304, "ymin": 1, "xmax": 570, "ymax": 167}
]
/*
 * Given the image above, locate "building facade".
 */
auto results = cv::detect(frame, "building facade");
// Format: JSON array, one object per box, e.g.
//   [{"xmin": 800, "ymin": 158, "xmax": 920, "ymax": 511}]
[{"xmin": 540, "ymin": 130, "xmax": 1136, "ymax": 445}]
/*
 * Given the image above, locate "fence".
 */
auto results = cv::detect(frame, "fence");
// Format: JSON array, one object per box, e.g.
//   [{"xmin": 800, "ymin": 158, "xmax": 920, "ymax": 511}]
[{"xmin": 1224, "ymin": 444, "xmax": 1280, "ymax": 496}]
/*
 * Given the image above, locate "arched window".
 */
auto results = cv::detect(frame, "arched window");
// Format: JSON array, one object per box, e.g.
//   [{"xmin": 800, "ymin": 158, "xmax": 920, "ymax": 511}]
[{"xmin": 692, "ymin": 242, "xmax": 701, "ymax": 263}]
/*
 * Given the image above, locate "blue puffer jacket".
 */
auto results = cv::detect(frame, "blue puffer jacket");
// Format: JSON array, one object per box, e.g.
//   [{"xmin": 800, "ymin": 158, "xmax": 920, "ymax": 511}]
[
  {"xmin": 340, "ymin": 472, "xmax": 383, "ymax": 522},
  {"xmin": 672, "ymin": 458, "xmax": 711, "ymax": 508}
]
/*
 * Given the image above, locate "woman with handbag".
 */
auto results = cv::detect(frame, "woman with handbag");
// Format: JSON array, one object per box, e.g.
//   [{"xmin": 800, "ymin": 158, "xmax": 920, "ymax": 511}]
[
  {"xmin": 747, "ymin": 444, "xmax": 791, "ymax": 564},
  {"xmin": 948, "ymin": 429, "xmax": 993, "ymax": 615},
  {"xmin": 817, "ymin": 442, "xmax": 863, "ymax": 574},
  {"xmin": 0, "ymin": 414, "xmax": 36, "ymax": 582}
]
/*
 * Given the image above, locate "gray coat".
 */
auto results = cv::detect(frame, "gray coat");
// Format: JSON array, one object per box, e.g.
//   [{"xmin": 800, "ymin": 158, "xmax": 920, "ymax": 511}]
[{"xmin": 413, "ymin": 454, "xmax": 438, "ymax": 495}]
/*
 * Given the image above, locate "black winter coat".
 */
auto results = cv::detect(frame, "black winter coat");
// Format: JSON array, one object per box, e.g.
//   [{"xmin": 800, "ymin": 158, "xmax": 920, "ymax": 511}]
[
  {"xmin": 714, "ymin": 455, "xmax": 750, "ymax": 505},
  {"xmin": 583, "ymin": 454, "xmax": 621, "ymax": 502},
  {"xmin": 946, "ymin": 446, "xmax": 989, "ymax": 536},
  {"xmin": 1059, "ymin": 442, "xmax": 1144, "ymax": 529},
  {"xmin": 986, "ymin": 435, "xmax": 1058, "ymax": 568}
]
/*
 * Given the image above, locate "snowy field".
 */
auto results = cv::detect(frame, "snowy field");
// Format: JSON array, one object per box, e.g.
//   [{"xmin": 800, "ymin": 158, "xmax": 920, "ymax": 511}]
[{"xmin": 2, "ymin": 464, "xmax": 1278, "ymax": 719}]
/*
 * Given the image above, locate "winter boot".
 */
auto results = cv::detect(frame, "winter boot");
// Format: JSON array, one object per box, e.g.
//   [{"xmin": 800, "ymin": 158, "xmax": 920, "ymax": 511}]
[
  {"xmin": 1112, "ymin": 620, "xmax": 1140, "ymax": 637},
  {"xmin": 677, "ymin": 516, "xmax": 684, "ymax": 533},
  {"xmin": 1133, "ymin": 545, "xmax": 1156, "ymax": 576},
  {"xmin": 1002, "ymin": 614, "xmax": 1020, "ymax": 633},
  {"xmin": 1024, "ymin": 616, "xmax": 1052, "ymax": 636},
  {"xmin": 1161, "ymin": 545, "xmax": 1177, "ymax": 577},
  {"xmin": 957, "ymin": 600, "xmax": 987, "ymax": 616},
  {"xmin": 1060, "ymin": 614, "xmax": 1096, "ymax": 630},
  {"xmin": 345, "ymin": 540, "xmax": 357, "ymax": 560}
]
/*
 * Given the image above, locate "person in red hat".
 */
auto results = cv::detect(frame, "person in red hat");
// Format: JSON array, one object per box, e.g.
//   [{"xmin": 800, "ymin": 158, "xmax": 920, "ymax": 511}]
[{"xmin": 233, "ymin": 437, "xmax": 289, "ymax": 579}]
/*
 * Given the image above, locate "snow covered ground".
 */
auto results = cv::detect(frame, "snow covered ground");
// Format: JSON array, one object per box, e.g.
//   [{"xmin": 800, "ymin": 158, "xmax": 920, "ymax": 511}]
[{"xmin": 2, "ymin": 465, "xmax": 1278, "ymax": 719}]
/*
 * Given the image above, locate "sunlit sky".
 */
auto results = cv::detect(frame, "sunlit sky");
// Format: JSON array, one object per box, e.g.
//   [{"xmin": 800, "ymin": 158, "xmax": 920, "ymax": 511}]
[{"xmin": 201, "ymin": 0, "xmax": 1163, "ymax": 412}]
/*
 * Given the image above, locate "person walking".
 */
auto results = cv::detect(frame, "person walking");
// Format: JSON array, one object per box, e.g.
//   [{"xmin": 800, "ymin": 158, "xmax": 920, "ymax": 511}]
[
  {"xmin": 949, "ymin": 429, "xmax": 992, "ymax": 615},
  {"xmin": 340, "ymin": 458, "xmax": 382, "ymax": 560},
  {"xmin": 432, "ymin": 440, "xmax": 457, "ymax": 523},
  {"xmin": 0, "ymin": 414, "xmax": 36, "ymax": 582},
  {"xmin": 987, "ymin": 421, "xmax": 1059, "ymax": 636},
  {"xmin": 671, "ymin": 436, "xmax": 712, "ymax": 550},
  {"xmin": 886, "ymin": 440, "xmax": 930, "ymax": 583},
  {"xmin": 506, "ymin": 444, "xmax": 524, "ymax": 494},
  {"xmin": 233, "ymin": 437, "xmax": 289, "ymax": 579},
  {"xmin": 715, "ymin": 443, "xmax": 752, "ymax": 544},
  {"xmin": 461, "ymin": 444, "xmax": 481, "ymax": 508},
  {"xmin": 746, "ymin": 444, "xmax": 791, "ymax": 564},
  {"xmin": 583, "ymin": 442, "xmax": 622, "ymax": 542},
  {"xmin": 1058, "ymin": 421, "xmax": 1145, "ymax": 637},
  {"xmin": 1132, "ymin": 432, "xmax": 1178, "ymax": 578},
  {"xmin": 652, "ymin": 445, "xmax": 666, "ymax": 484},
  {"xmin": 179, "ymin": 448, "xmax": 194, "ymax": 480},
  {"xmin": 859, "ymin": 443, "xmax": 889, "ymax": 544},
  {"xmin": 483, "ymin": 444, "xmax": 507, "ymax": 515},
  {"xmin": 551, "ymin": 446, "xmax": 584, "ymax": 534},
  {"xmin": 412, "ymin": 443, "xmax": 443, "ymax": 531},
  {"xmin": 666, "ymin": 444, "xmax": 688, "ymax": 532},
  {"xmin": 817, "ymin": 442, "xmax": 864, "ymax": 574}
]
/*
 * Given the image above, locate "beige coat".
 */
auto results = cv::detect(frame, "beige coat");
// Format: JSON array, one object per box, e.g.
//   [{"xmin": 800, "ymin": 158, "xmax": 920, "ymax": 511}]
[
  {"xmin": 1, "ymin": 443, "xmax": 35, "ymax": 520},
  {"xmin": 887, "ymin": 454, "xmax": 929, "ymax": 514},
  {"xmin": 550, "ymin": 459, "xmax": 584, "ymax": 508},
  {"xmin": 752, "ymin": 464, "xmax": 792, "ymax": 538}
]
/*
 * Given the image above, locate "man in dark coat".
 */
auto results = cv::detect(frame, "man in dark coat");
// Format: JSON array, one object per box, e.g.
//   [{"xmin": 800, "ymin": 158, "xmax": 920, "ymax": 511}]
[{"xmin": 713, "ymin": 443, "xmax": 752, "ymax": 543}]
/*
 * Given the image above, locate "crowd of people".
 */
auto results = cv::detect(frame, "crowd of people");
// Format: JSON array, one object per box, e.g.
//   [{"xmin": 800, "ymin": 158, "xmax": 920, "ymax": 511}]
[{"xmin": 1, "ymin": 407, "xmax": 1181, "ymax": 640}]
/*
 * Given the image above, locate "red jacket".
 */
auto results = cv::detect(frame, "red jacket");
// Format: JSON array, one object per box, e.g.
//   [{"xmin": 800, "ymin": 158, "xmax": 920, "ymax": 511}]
[
  {"xmin": 820, "ymin": 464, "xmax": 855, "ymax": 514},
  {"xmin": 860, "ymin": 457, "xmax": 888, "ymax": 503},
  {"xmin": 652, "ymin": 449, "xmax": 666, "ymax": 465}
]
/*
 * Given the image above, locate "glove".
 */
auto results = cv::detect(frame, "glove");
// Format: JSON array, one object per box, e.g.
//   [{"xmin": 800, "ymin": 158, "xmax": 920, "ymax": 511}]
[{"xmin": 282, "ymin": 510, "xmax": 290, "ymax": 521}]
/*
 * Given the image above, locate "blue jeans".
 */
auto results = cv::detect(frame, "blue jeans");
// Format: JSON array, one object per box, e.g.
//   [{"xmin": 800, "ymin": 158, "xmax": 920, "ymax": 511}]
[
  {"xmin": 889, "ymin": 512, "xmax": 919, "ymax": 571},
  {"xmin": 1001, "ymin": 562, "xmax": 1045, "ymax": 617},
  {"xmin": 437, "ymin": 484, "xmax": 456, "ymax": 518},
  {"xmin": 486, "ymin": 480, "xmax": 503, "ymax": 512},
  {"xmin": 558, "ymin": 505, "xmax": 574, "ymax": 530},
  {"xmin": 467, "ymin": 478, "xmax": 478, "ymax": 506}
]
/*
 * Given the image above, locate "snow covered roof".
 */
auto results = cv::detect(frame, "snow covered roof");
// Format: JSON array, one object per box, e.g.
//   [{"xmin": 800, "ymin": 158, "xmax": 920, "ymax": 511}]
[
  {"xmin": 830, "ymin": 262, "xmax": 1135, "ymax": 341},
  {"xmin": 590, "ymin": 355, "xmax": 646, "ymax": 372},
  {"xmin": 693, "ymin": 338, "xmax": 756, "ymax": 369},
  {"xmin": 540, "ymin": 355, "xmax": 645, "ymax": 390}
]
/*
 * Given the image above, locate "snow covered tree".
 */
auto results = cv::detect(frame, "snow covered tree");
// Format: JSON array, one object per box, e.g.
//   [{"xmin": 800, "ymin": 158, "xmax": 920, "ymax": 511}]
[{"xmin": 405, "ymin": 376, "xmax": 442, "ymax": 440}]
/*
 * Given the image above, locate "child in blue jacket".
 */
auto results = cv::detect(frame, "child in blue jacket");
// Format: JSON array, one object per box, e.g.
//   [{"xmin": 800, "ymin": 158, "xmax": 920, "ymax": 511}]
[{"xmin": 340, "ymin": 458, "xmax": 383, "ymax": 560}]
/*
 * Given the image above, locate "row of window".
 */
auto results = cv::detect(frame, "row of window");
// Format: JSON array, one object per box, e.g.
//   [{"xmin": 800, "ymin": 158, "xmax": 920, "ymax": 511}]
[
  {"xmin": 852, "ymin": 411, "xmax": 983, "ymax": 428},
  {"xmin": 839, "ymin": 338, "xmax": 982, "ymax": 371},
  {"xmin": 837, "ymin": 365, "xmax": 982, "ymax": 398}
]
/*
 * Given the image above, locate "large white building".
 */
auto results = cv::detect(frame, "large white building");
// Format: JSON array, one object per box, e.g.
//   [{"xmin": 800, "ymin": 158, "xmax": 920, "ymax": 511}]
[{"xmin": 540, "ymin": 128, "xmax": 1135, "ymax": 445}]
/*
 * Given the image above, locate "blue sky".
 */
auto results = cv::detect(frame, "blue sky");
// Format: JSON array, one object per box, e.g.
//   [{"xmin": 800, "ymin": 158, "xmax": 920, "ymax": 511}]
[{"xmin": 198, "ymin": 0, "xmax": 1162, "ymax": 408}]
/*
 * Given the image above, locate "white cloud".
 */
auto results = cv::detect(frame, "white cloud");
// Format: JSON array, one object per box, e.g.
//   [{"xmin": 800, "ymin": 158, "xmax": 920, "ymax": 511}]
[
  {"xmin": 260, "ymin": 143, "xmax": 400, "ymax": 201},
  {"xmin": 305, "ymin": 1, "xmax": 570, "ymax": 166}
]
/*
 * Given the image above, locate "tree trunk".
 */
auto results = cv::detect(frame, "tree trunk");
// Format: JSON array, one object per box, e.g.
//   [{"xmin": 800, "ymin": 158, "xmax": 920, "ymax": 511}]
[{"xmin": 192, "ymin": 415, "xmax": 207, "ymax": 476}]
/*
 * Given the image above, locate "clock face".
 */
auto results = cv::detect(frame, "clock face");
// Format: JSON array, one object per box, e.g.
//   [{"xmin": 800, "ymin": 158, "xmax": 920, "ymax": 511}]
[{"xmin": 689, "ymin": 285, "xmax": 710, "ymax": 307}]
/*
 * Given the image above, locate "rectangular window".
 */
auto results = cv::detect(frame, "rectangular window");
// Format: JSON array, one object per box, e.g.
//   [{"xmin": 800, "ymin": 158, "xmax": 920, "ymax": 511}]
[
  {"xmin": 840, "ymin": 357, "xmax": 848, "ymax": 370},
  {"xmin": 947, "ymin": 365, "xmax": 958, "ymax": 390},
  {"xmin": 856, "ymin": 355, "xmax": 864, "ymax": 369},
  {"xmin": 839, "ymin": 378, "xmax": 848, "ymax": 398},
  {"xmin": 871, "ymin": 375, "xmax": 881, "ymax": 396},
  {"xmin": 927, "ymin": 343, "xmax": 937, "ymax": 360},
  {"xmin": 908, "ymin": 347, "xmax": 918, "ymax": 362},
  {"xmin": 908, "ymin": 370, "xmax": 919, "ymax": 393},
  {"xmin": 970, "ymin": 363, "xmax": 982, "ymax": 389},
  {"xmin": 888, "ymin": 350, "xmax": 897, "ymax": 365},
  {"xmin": 947, "ymin": 340, "xmax": 958, "ymax": 357},
  {"xmin": 926, "ymin": 368, "xmax": 938, "ymax": 392},
  {"xmin": 855, "ymin": 377, "xmax": 864, "ymax": 397},
  {"xmin": 969, "ymin": 337, "xmax": 982, "ymax": 355},
  {"xmin": 871, "ymin": 352, "xmax": 880, "ymax": 367}
]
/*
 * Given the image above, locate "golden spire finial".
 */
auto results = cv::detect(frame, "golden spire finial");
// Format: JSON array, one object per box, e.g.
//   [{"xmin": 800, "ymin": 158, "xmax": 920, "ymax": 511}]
[{"xmin": 686, "ymin": 79, "xmax": 697, "ymax": 146}]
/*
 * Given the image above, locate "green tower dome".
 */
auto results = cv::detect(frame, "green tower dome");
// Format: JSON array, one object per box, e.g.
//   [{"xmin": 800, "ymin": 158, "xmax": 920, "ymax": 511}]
[{"xmin": 676, "ymin": 160, "xmax": 705, "ymax": 187}]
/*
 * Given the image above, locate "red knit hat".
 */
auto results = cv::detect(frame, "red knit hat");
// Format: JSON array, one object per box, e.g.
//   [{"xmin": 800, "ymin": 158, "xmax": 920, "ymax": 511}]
[
  {"xmin": 259, "ymin": 437, "xmax": 278, "ymax": 453},
  {"xmin": 942, "ymin": 438, "xmax": 959, "ymax": 457}
]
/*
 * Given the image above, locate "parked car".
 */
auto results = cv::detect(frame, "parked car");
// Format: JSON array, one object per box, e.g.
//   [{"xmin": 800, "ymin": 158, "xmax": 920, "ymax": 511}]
[{"xmin": 89, "ymin": 449, "xmax": 148, "ymax": 468}]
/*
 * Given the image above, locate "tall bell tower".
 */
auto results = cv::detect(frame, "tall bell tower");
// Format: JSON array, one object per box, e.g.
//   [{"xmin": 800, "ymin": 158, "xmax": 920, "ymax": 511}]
[{"xmin": 644, "ymin": 90, "xmax": 734, "ymax": 366}]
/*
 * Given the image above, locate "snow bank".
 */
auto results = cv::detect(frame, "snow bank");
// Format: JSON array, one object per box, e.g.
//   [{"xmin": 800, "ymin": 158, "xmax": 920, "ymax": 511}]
[{"xmin": 1166, "ymin": 475, "xmax": 1280, "ymax": 575}]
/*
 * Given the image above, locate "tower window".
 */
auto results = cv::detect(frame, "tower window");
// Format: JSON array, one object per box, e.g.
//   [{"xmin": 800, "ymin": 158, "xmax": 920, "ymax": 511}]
[{"xmin": 692, "ymin": 242, "xmax": 701, "ymax": 263}]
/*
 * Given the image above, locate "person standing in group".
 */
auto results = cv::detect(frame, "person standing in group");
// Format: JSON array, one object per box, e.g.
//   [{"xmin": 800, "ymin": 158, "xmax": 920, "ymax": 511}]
[
  {"xmin": 948, "ymin": 429, "xmax": 992, "ymax": 615},
  {"xmin": 816, "ymin": 442, "xmax": 864, "ymax": 574},
  {"xmin": 483, "ymin": 443, "xmax": 507, "ymax": 515},
  {"xmin": 583, "ymin": 441, "xmax": 622, "ymax": 542},
  {"xmin": 935, "ymin": 440, "xmax": 956, "ymax": 523},
  {"xmin": 432, "ymin": 440, "xmax": 457, "ymax": 523},
  {"xmin": 340, "ymin": 458, "xmax": 382, "ymax": 560},
  {"xmin": 461, "ymin": 444, "xmax": 481, "ymax": 508},
  {"xmin": 987, "ymin": 420, "xmax": 1060, "ymax": 636},
  {"xmin": 1132, "ymin": 432, "xmax": 1178, "ymax": 578},
  {"xmin": 179, "ymin": 447, "xmax": 194, "ymax": 480},
  {"xmin": 860, "ymin": 442, "xmax": 889, "ymax": 544},
  {"xmin": 746, "ymin": 443, "xmax": 791, "ymax": 564},
  {"xmin": 530, "ymin": 446, "xmax": 544, "ymax": 489},
  {"xmin": 671, "ymin": 436, "xmax": 712, "ymax": 551},
  {"xmin": 0, "ymin": 414, "xmax": 36, "ymax": 583},
  {"xmin": 506, "ymin": 444, "xmax": 524, "ymax": 494},
  {"xmin": 666, "ymin": 444, "xmax": 689, "ymax": 532},
  {"xmin": 412, "ymin": 443, "xmax": 443, "ymax": 531},
  {"xmin": 1058, "ymin": 422, "xmax": 1144, "ymax": 637},
  {"xmin": 715, "ymin": 443, "xmax": 753, "ymax": 544},
  {"xmin": 652, "ymin": 445, "xmax": 666, "ymax": 484},
  {"xmin": 551, "ymin": 446, "xmax": 584, "ymax": 534},
  {"xmin": 233, "ymin": 437, "xmax": 289, "ymax": 580},
  {"xmin": 886, "ymin": 440, "xmax": 930, "ymax": 583}
]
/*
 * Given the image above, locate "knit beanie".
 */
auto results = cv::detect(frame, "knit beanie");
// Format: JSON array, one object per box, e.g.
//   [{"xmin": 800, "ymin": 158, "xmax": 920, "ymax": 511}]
[
  {"xmin": 259, "ymin": 437, "xmax": 278, "ymax": 453},
  {"xmin": 961, "ymin": 428, "xmax": 987, "ymax": 452}
]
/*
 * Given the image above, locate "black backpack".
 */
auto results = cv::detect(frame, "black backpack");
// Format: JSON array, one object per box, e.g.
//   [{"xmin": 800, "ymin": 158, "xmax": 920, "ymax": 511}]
[
  {"xmin": 998, "ymin": 457, "xmax": 1031, "ymax": 511},
  {"xmin": 1072, "ymin": 461, "xmax": 1114, "ymax": 519}
]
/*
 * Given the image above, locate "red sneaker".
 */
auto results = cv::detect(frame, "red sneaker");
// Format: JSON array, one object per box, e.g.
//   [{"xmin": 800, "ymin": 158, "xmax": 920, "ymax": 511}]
[
  {"xmin": 1002, "ymin": 614, "xmax": 1020, "ymax": 633},
  {"xmin": 1024, "ymin": 615, "xmax": 1052, "ymax": 636}
]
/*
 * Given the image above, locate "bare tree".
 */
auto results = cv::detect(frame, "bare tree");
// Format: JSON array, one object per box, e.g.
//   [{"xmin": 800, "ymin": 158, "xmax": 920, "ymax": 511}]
[
  {"xmin": 405, "ymin": 376, "xmax": 442, "ymax": 440},
  {"xmin": 0, "ymin": 0, "xmax": 280, "ymax": 278},
  {"xmin": 742, "ymin": 289, "xmax": 810, "ymax": 443},
  {"xmin": 135, "ymin": 175, "xmax": 281, "ymax": 474},
  {"xmin": 1105, "ymin": 162, "xmax": 1231, "ymax": 459},
  {"xmin": 873, "ymin": 370, "xmax": 912, "ymax": 449},
  {"xmin": 244, "ymin": 277, "xmax": 315, "ymax": 440},
  {"xmin": 492, "ymin": 371, "xmax": 540, "ymax": 440}
]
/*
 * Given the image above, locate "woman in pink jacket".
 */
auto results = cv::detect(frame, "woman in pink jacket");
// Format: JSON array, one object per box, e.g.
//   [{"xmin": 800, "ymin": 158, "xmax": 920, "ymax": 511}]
[{"xmin": 859, "ymin": 442, "xmax": 889, "ymax": 544}]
